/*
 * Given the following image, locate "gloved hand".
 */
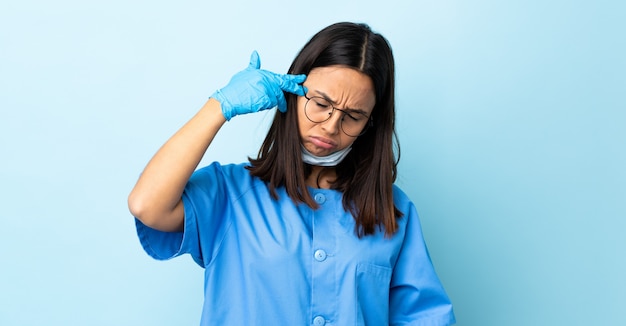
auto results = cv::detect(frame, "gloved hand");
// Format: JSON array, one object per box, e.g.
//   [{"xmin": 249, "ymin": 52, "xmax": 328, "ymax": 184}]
[{"xmin": 211, "ymin": 51, "xmax": 307, "ymax": 121}]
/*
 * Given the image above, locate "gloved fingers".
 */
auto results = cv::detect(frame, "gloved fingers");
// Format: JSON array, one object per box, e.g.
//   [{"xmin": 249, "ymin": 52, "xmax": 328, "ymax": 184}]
[
  {"xmin": 248, "ymin": 50, "xmax": 261, "ymax": 70},
  {"xmin": 286, "ymin": 73, "xmax": 306, "ymax": 84},
  {"xmin": 275, "ymin": 91, "xmax": 288, "ymax": 113},
  {"xmin": 275, "ymin": 73, "xmax": 307, "ymax": 96}
]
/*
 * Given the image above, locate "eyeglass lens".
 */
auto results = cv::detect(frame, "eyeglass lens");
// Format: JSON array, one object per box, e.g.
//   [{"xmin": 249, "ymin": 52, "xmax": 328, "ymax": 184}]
[{"xmin": 305, "ymin": 96, "xmax": 370, "ymax": 136}]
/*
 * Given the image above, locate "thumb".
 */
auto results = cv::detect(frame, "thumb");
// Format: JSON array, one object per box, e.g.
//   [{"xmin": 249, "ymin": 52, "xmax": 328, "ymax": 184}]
[{"xmin": 248, "ymin": 50, "xmax": 261, "ymax": 69}]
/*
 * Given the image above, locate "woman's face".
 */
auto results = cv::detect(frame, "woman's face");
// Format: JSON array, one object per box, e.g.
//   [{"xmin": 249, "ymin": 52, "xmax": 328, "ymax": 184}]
[{"xmin": 298, "ymin": 66, "xmax": 376, "ymax": 157}]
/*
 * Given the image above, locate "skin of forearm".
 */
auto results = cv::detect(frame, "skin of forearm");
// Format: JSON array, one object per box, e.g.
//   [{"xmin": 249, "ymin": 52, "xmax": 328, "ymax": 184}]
[{"xmin": 128, "ymin": 98, "xmax": 226, "ymax": 231}]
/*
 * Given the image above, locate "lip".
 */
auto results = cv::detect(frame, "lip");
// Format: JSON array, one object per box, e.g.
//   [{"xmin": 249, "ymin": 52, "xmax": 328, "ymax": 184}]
[{"xmin": 309, "ymin": 136, "xmax": 337, "ymax": 150}]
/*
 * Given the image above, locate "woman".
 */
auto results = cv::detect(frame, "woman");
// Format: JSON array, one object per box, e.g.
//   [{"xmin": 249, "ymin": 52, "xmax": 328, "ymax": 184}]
[{"xmin": 129, "ymin": 22, "xmax": 455, "ymax": 325}]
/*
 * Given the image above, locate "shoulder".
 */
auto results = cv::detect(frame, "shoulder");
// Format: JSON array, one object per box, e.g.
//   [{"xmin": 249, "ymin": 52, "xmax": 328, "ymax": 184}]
[
  {"xmin": 189, "ymin": 162, "xmax": 261, "ymax": 198},
  {"xmin": 392, "ymin": 184, "xmax": 414, "ymax": 212},
  {"xmin": 192, "ymin": 162, "xmax": 251, "ymax": 181},
  {"xmin": 391, "ymin": 184, "xmax": 423, "ymax": 234}
]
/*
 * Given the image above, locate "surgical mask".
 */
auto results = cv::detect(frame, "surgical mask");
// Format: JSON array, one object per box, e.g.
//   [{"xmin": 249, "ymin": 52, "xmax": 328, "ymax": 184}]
[{"xmin": 301, "ymin": 145, "xmax": 351, "ymax": 167}]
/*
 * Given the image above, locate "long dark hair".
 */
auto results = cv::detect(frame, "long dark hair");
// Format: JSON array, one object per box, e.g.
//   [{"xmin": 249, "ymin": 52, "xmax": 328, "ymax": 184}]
[{"xmin": 247, "ymin": 22, "xmax": 402, "ymax": 237}]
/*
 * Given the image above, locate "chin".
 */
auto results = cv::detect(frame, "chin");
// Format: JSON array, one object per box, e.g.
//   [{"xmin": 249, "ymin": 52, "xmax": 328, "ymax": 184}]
[{"xmin": 304, "ymin": 145, "xmax": 332, "ymax": 157}]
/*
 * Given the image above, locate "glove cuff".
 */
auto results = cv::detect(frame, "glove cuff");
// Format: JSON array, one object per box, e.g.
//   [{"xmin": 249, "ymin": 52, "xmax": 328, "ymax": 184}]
[{"xmin": 210, "ymin": 90, "xmax": 233, "ymax": 121}]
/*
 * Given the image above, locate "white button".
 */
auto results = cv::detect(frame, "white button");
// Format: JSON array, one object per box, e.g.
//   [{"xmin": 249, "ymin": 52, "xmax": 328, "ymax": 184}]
[
  {"xmin": 314, "ymin": 249, "xmax": 327, "ymax": 262},
  {"xmin": 313, "ymin": 316, "xmax": 326, "ymax": 326},
  {"xmin": 314, "ymin": 193, "xmax": 326, "ymax": 204}
]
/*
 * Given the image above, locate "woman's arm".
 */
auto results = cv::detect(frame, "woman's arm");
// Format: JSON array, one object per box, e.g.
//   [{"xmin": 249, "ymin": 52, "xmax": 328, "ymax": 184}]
[
  {"xmin": 128, "ymin": 98, "xmax": 225, "ymax": 232},
  {"xmin": 127, "ymin": 51, "xmax": 306, "ymax": 233}
]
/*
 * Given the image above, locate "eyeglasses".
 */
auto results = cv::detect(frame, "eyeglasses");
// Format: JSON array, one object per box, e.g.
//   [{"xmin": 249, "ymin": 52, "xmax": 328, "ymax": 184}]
[{"xmin": 303, "ymin": 95, "xmax": 373, "ymax": 137}]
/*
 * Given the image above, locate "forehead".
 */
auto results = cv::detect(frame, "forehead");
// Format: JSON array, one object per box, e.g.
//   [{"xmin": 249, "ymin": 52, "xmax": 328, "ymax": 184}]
[{"xmin": 305, "ymin": 66, "xmax": 376, "ymax": 111}]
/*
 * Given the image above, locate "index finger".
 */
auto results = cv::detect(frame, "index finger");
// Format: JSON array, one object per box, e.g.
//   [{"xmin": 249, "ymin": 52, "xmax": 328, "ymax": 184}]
[{"xmin": 277, "ymin": 73, "xmax": 307, "ymax": 96}]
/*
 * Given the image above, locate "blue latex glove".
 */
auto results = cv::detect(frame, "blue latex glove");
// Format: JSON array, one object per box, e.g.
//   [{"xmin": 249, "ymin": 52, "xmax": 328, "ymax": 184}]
[{"xmin": 211, "ymin": 51, "xmax": 307, "ymax": 121}]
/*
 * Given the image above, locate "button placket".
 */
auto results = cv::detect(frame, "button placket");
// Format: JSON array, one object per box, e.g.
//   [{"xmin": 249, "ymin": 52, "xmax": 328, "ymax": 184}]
[{"xmin": 311, "ymin": 190, "xmax": 336, "ymax": 325}]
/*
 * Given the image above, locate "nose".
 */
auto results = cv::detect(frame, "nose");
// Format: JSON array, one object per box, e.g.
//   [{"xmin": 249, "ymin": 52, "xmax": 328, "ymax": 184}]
[{"xmin": 320, "ymin": 109, "xmax": 342, "ymax": 135}]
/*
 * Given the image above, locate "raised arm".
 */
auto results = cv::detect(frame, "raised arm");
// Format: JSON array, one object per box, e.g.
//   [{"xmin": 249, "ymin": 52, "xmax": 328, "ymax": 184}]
[
  {"xmin": 128, "ymin": 51, "xmax": 306, "ymax": 232},
  {"xmin": 128, "ymin": 98, "xmax": 224, "ymax": 232}
]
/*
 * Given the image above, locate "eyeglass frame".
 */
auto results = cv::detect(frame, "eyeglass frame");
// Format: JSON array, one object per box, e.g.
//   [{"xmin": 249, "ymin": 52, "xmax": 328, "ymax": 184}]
[{"xmin": 302, "ymin": 94, "xmax": 374, "ymax": 137}]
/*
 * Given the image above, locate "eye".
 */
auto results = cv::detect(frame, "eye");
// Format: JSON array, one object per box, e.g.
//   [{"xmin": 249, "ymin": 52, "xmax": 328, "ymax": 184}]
[
  {"xmin": 343, "ymin": 113, "xmax": 360, "ymax": 121},
  {"xmin": 343, "ymin": 111, "xmax": 365, "ymax": 122},
  {"xmin": 312, "ymin": 97, "xmax": 331, "ymax": 109}
]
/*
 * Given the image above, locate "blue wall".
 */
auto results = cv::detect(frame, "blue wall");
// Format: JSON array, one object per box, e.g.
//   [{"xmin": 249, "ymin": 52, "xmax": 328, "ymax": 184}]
[{"xmin": 1, "ymin": 1, "xmax": 624, "ymax": 325}]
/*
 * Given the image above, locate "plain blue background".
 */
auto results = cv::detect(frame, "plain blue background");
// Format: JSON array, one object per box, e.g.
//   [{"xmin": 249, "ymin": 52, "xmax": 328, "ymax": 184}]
[{"xmin": 1, "ymin": 1, "xmax": 624, "ymax": 325}]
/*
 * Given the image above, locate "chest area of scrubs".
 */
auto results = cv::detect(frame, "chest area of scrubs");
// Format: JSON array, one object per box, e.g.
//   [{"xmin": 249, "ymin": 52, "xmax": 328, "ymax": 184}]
[
  {"xmin": 225, "ymin": 187, "xmax": 401, "ymax": 272},
  {"xmin": 207, "ymin": 186, "xmax": 403, "ymax": 325}
]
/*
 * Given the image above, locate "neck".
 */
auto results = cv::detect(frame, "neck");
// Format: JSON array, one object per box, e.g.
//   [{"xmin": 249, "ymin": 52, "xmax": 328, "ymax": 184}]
[{"xmin": 306, "ymin": 166, "xmax": 336, "ymax": 189}]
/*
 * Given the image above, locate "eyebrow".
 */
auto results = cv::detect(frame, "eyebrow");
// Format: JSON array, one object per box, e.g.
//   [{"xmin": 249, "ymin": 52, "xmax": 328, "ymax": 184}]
[{"xmin": 312, "ymin": 90, "xmax": 370, "ymax": 115}]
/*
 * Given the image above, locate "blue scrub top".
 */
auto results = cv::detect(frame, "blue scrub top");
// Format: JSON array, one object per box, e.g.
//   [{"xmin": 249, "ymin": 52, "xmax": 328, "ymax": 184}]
[{"xmin": 136, "ymin": 162, "xmax": 455, "ymax": 325}]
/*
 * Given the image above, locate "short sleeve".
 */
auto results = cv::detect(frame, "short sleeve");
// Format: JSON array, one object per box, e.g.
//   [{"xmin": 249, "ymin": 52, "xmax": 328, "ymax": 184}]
[
  {"xmin": 134, "ymin": 162, "xmax": 232, "ymax": 268},
  {"xmin": 389, "ymin": 187, "xmax": 456, "ymax": 325}
]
